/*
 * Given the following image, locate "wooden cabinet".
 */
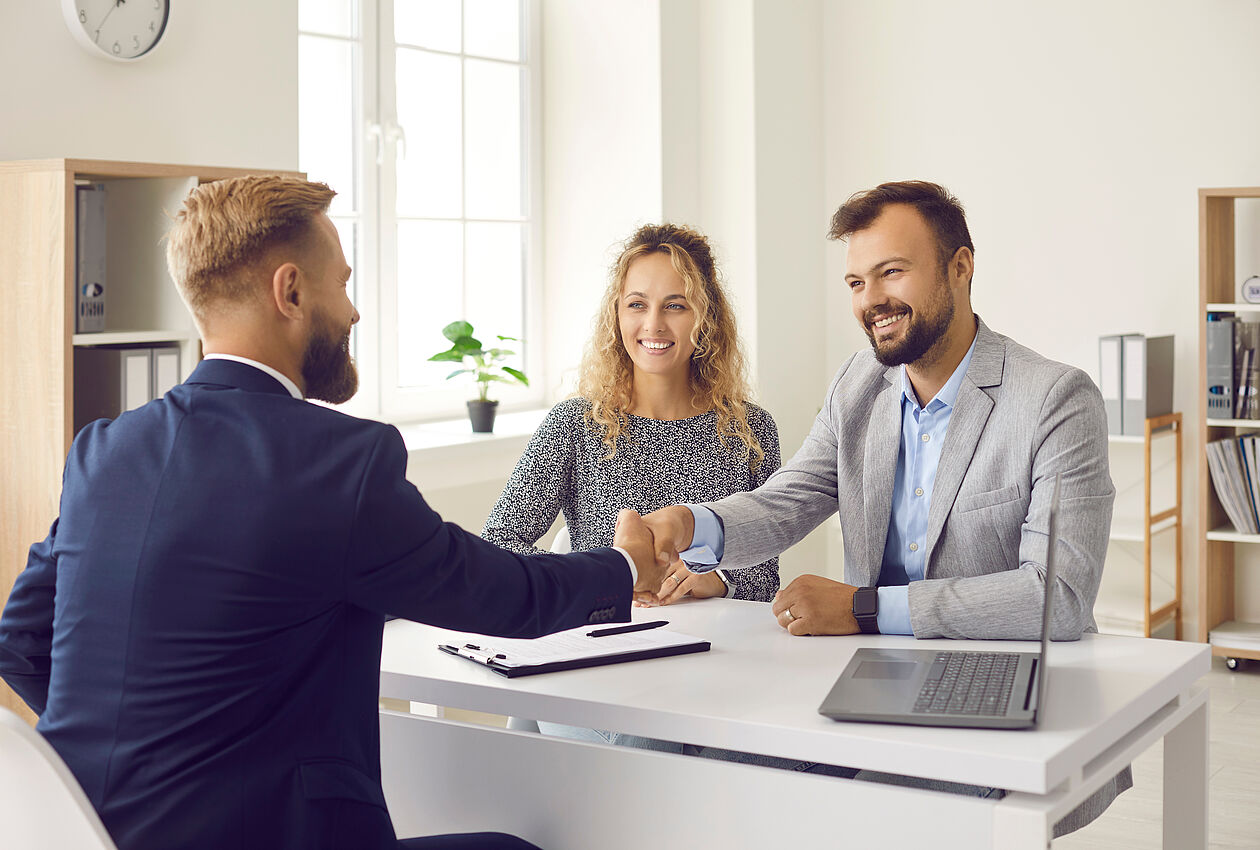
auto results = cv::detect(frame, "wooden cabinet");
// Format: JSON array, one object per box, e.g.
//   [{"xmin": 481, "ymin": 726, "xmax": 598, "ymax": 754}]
[
  {"xmin": 1199, "ymin": 186, "xmax": 1260, "ymax": 668},
  {"xmin": 0, "ymin": 159, "xmax": 301, "ymax": 719}
]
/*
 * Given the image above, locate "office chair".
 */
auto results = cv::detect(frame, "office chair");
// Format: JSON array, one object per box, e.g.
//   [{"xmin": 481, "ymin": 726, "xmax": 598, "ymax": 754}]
[{"xmin": 0, "ymin": 707, "xmax": 117, "ymax": 849}]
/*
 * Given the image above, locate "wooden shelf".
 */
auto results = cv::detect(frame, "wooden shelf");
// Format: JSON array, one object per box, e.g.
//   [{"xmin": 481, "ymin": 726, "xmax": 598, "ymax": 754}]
[
  {"xmin": 73, "ymin": 330, "xmax": 199, "ymax": 347},
  {"xmin": 1198, "ymin": 186, "xmax": 1260, "ymax": 654},
  {"xmin": 1104, "ymin": 412, "xmax": 1183, "ymax": 638},
  {"xmin": 0, "ymin": 158, "xmax": 302, "ymax": 721}
]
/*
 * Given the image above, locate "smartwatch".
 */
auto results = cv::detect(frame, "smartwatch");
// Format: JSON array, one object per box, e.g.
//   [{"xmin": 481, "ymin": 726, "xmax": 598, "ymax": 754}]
[
  {"xmin": 714, "ymin": 569, "xmax": 737, "ymax": 599},
  {"xmin": 852, "ymin": 586, "xmax": 879, "ymax": 633}
]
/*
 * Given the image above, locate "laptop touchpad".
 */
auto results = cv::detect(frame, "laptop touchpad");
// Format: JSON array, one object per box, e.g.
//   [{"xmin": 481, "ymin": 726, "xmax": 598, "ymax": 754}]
[{"xmin": 853, "ymin": 660, "xmax": 917, "ymax": 680}]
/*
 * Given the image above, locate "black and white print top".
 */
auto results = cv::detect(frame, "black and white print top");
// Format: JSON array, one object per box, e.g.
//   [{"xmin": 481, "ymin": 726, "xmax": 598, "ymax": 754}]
[{"xmin": 482, "ymin": 397, "xmax": 781, "ymax": 601}]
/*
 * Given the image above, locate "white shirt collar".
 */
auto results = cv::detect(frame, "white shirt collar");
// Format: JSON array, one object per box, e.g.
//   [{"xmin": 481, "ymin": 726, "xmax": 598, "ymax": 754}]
[{"xmin": 202, "ymin": 354, "xmax": 304, "ymax": 400}]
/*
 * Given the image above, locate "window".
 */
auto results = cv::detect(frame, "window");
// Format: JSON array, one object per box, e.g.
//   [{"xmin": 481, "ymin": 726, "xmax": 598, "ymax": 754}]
[{"xmin": 299, "ymin": 0, "xmax": 541, "ymax": 421}]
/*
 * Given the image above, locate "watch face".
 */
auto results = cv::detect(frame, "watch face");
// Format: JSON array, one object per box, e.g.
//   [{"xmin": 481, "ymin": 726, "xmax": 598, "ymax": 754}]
[
  {"xmin": 64, "ymin": 0, "xmax": 171, "ymax": 61},
  {"xmin": 853, "ymin": 589, "xmax": 878, "ymax": 617}
]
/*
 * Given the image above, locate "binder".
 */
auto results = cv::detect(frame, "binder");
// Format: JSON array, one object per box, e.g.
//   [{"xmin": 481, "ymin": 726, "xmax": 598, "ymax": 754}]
[
  {"xmin": 1121, "ymin": 334, "xmax": 1174, "ymax": 436},
  {"xmin": 152, "ymin": 347, "xmax": 181, "ymax": 398},
  {"xmin": 437, "ymin": 621, "xmax": 710, "ymax": 678},
  {"xmin": 1236, "ymin": 320, "xmax": 1260, "ymax": 419},
  {"xmin": 75, "ymin": 183, "xmax": 107, "ymax": 333},
  {"xmin": 1207, "ymin": 316, "xmax": 1236, "ymax": 418},
  {"xmin": 73, "ymin": 346, "xmax": 155, "ymax": 434},
  {"xmin": 1098, "ymin": 335, "xmax": 1123, "ymax": 434}
]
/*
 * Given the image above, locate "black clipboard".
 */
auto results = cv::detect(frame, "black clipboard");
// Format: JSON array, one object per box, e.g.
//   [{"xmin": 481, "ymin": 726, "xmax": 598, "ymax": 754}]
[{"xmin": 436, "ymin": 626, "xmax": 710, "ymax": 678}]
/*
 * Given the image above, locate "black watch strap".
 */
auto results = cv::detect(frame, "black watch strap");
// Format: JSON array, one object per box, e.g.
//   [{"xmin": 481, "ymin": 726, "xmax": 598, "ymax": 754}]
[{"xmin": 852, "ymin": 586, "xmax": 879, "ymax": 634}]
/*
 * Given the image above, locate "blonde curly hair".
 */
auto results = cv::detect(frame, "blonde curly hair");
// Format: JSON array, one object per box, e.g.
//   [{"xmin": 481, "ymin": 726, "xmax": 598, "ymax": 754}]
[{"xmin": 576, "ymin": 223, "xmax": 764, "ymax": 470}]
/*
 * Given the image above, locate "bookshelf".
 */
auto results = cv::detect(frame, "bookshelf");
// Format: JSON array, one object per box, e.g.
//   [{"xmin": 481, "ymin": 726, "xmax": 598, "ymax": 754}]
[
  {"xmin": 1199, "ymin": 186, "xmax": 1260, "ymax": 670},
  {"xmin": 0, "ymin": 159, "xmax": 302, "ymax": 720},
  {"xmin": 1100, "ymin": 413, "xmax": 1182, "ymax": 638}
]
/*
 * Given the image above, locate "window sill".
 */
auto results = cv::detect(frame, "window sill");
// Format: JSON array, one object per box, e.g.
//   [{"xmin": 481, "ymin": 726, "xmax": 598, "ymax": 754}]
[{"xmin": 397, "ymin": 408, "xmax": 547, "ymax": 488}]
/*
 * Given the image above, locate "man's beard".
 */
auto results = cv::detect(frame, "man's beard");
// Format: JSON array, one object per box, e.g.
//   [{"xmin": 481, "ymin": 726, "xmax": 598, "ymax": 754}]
[
  {"xmin": 302, "ymin": 310, "xmax": 359, "ymax": 404},
  {"xmin": 862, "ymin": 279, "xmax": 955, "ymax": 368}
]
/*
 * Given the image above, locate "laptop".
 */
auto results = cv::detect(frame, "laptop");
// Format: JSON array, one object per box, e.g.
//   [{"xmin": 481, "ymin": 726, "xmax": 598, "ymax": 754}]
[{"xmin": 817, "ymin": 475, "xmax": 1061, "ymax": 730}]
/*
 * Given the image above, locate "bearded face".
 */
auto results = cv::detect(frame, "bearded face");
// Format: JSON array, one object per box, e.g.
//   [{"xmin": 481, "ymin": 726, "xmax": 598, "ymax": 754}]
[{"xmin": 301, "ymin": 307, "xmax": 359, "ymax": 404}]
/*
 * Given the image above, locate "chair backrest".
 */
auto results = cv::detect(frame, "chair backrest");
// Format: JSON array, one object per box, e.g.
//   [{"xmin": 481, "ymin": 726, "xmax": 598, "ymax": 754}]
[
  {"xmin": 550, "ymin": 525, "xmax": 572, "ymax": 554},
  {"xmin": 0, "ymin": 707, "xmax": 117, "ymax": 849}
]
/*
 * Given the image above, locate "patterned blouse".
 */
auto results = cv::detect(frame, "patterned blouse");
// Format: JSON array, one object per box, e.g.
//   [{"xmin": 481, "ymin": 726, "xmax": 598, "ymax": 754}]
[{"xmin": 482, "ymin": 397, "xmax": 781, "ymax": 601}]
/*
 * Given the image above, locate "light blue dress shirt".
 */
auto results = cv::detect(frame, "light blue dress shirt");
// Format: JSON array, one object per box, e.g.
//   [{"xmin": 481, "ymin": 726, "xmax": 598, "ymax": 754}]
[{"xmin": 683, "ymin": 335, "xmax": 977, "ymax": 635}]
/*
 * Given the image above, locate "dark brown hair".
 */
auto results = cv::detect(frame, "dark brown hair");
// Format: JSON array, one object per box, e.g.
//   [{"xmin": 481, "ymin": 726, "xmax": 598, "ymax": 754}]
[{"xmin": 828, "ymin": 180, "xmax": 974, "ymax": 276}]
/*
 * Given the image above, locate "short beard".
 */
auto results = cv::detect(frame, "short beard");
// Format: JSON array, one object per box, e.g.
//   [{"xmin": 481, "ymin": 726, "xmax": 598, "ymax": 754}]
[
  {"xmin": 302, "ymin": 311, "xmax": 359, "ymax": 404},
  {"xmin": 864, "ymin": 278, "xmax": 955, "ymax": 368}
]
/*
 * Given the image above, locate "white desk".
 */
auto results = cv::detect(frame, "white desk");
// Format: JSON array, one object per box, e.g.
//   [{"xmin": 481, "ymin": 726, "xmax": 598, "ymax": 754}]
[{"xmin": 379, "ymin": 599, "xmax": 1210, "ymax": 849}]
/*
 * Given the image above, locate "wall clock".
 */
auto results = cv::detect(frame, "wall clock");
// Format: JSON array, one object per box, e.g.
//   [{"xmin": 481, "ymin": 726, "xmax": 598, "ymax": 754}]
[{"xmin": 62, "ymin": 0, "xmax": 171, "ymax": 62}]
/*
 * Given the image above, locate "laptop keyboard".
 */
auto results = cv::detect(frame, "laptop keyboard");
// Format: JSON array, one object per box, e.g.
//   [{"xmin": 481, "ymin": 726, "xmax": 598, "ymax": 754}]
[{"xmin": 912, "ymin": 651, "xmax": 1020, "ymax": 716}]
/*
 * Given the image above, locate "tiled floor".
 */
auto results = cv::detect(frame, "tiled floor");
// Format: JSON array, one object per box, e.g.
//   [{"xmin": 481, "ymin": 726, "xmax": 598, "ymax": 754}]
[{"xmin": 1055, "ymin": 657, "xmax": 1260, "ymax": 849}]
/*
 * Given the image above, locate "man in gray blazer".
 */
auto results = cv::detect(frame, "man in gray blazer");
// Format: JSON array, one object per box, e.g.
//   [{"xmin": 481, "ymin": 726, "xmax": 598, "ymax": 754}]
[{"xmin": 643, "ymin": 180, "xmax": 1125, "ymax": 835}]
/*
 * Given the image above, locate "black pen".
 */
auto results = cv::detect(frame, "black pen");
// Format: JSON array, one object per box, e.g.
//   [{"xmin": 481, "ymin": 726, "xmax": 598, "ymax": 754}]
[{"xmin": 587, "ymin": 620, "xmax": 669, "ymax": 638}]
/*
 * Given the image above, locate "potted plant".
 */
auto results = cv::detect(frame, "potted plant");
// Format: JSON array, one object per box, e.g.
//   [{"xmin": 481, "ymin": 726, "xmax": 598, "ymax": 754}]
[{"xmin": 428, "ymin": 320, "xmax": 529, "ymax": 433}]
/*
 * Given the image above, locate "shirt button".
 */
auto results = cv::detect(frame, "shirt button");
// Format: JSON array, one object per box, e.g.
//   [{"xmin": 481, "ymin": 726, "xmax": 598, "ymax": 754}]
[
  {"xmin": 915, "ymin": 487, "xmax": 924, "ymax": 496},
  {"xmin": 921, "ymin": 434, "xmax": 930, "ymax": 442},
  {"xmin": 909, "ymin": 542, "xmax": 919, "ymax": 552}
]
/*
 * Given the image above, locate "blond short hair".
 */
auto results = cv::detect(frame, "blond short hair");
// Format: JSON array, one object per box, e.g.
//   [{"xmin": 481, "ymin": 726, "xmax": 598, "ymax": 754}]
[{"xmin": 165, "ymin": 175, "xmax": 336, "ymax": 319}]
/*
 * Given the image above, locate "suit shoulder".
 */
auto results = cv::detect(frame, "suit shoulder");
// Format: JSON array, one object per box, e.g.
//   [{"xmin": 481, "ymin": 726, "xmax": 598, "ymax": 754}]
[{"xmin": 996, "ymin": 333, "xmax": 1092, "ymax": 388}]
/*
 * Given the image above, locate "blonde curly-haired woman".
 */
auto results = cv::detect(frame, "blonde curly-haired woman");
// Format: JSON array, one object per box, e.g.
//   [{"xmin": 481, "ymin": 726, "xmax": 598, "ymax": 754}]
[{"xmin": 483, "ymin": 222, "xmax": 781, "ymax": 605}]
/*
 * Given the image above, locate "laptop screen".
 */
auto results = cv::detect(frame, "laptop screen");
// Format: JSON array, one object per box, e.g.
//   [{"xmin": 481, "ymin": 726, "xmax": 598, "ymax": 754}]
[{"xmin": 1033, "ymin": 474, "xmax": 1061, "ymax": 713}]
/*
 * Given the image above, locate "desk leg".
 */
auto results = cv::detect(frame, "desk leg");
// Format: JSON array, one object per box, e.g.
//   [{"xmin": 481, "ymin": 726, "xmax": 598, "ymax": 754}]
[{"xmin": 1163, "ymin": 694, "xmax": 1208, "ymax": 850}]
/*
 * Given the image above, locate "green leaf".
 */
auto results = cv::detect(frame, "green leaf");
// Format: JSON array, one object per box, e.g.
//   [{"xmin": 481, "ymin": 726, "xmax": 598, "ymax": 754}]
[
  {"xmin": 495, "ymin": 335, "xmax": 519, "ymax": 342},
  {"xmin": 442, "ymin": 320, "xmax": 474, "ymax": 343},
  {"xmin": 446, "ymin": 368, "xmax": 473, "ymax": 380},
  {"xmin": 502, "ymin": 366, "xmax": 529, "ymax": 386},
  {"xmin": 451, "ymin": 335, "xmax": 483, "ymax": 353},
  {"xmin": 428, "ymin": 349, "xmax": 465, "ymax": 363},
  {"xmin": 484, "ymin": 347, "xmax": 515, "ymax": 360}
]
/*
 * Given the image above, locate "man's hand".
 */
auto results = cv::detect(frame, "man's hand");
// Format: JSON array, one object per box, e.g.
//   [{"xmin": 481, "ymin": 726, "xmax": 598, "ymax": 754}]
[
  {"xmin": 640, "ymin": 505, "xmax": 695, "ymax": 571},
  {"xmin": 613, "ymin": 509, "xmax": 668, "ymax": 595},
  {"xmin": 771, "ymin": 575, "xmax": 860, "ymax": 636}
]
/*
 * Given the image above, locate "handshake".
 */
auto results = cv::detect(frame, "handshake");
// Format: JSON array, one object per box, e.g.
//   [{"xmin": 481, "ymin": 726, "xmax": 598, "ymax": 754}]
[{"xmin": 611, "ymin": 506, "xmax": 710, "ymax": 605}]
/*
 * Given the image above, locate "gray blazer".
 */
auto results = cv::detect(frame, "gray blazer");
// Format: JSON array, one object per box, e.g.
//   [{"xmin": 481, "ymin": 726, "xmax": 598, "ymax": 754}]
[
  {"xmin": 705, "ymin": 317, "xmax": 1115, "ymax": 640},
  {"xmin": 704, "ymin": 318, "xmax": 1127, "ymax": 833}
]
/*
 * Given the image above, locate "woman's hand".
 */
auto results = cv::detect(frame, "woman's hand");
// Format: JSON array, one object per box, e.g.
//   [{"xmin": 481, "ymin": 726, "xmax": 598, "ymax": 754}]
[{"xmin": 645, "ymin": 565, "xmax": 727, "ymax": 606}]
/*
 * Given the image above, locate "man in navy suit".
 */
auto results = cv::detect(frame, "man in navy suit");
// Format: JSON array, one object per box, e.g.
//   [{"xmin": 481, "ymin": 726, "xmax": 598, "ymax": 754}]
[{"xmin": 0, "ymin": 176, "xmax": 664, "ymax": 850}]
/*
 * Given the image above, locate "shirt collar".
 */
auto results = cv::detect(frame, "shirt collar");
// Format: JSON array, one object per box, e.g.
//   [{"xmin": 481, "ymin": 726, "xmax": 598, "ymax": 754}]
[
  {"xmin": 203, "ymin": 354, "xmax": 304, "ymax": 400},
  {"xmin": 899, "ymin": 332, "xmax": 979, "ymax": 413}
]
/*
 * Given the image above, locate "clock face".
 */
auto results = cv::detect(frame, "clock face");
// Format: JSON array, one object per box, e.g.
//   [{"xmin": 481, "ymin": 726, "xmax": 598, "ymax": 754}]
[{"xmin": 62, "ymin": 0, "xmax": 171, "ymax": 61}]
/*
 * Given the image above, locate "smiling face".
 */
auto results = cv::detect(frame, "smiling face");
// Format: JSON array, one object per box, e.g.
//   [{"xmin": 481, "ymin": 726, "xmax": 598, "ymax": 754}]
[
  {"xmin": 618, "ymin": 251, "xmax": 698, "ymax": 382},
  {"xmin": 845, "ymin": 203, "xmax": 961, "ymax": 368}
]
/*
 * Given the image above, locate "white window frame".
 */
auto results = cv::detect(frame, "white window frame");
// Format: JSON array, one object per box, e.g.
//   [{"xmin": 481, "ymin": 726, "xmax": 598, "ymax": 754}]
[{"xmin": 300, "ymin": 0, "xmax": 544, "ymax": 423}]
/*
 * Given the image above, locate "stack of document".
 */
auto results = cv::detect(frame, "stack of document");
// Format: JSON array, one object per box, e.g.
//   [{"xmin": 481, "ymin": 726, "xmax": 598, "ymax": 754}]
[{"xmin": 1206, "ymin": 436, "xmax": 1260, "ymax": 534}]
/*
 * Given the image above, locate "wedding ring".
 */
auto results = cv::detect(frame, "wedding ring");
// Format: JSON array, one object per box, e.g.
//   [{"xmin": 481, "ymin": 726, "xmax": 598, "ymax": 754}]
[
  {"xmin": 783, "ymin": 607, "xmax": 796, "ymax": 623},
  {"xmin": 668, "ymin": 574, "xmax": 682, "ymax": 584}
]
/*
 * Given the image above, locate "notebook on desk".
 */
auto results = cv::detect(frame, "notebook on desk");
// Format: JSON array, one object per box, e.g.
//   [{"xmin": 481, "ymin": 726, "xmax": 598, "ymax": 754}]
[
  {"xmin": 817, "ymin": 475, "xmax": 1061, "ymax": 730},
  {"xmin": 437, "ymin": 619, "xmax": 710, "ymax": 678}
]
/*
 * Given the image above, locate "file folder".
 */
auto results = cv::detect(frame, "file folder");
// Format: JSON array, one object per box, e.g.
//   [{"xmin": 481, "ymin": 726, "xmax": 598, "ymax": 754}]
[
  {"xmin": 1121, "ymin": 334, "xmax": 1174, "ymax": 436},
  {"xmin": 1098, "ymin": 335, "xmax": 1123, "ymax": 434},
  {"xmin": 75, "ymin": 184, "xmax": 107, "ymax": 333},
  {"xmin": 1207, "ymin": 317, "xmax": 1236, "ymax": 419},
  {"xmin": 437, "ymin": 622, "xmax": 710, "ymax": 678}
]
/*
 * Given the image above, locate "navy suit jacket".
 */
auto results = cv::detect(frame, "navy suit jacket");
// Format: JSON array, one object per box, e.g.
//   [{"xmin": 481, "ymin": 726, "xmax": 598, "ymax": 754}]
[{"xmin": 0, "ymin": 359, "xmax": 631, "ymax": 850}]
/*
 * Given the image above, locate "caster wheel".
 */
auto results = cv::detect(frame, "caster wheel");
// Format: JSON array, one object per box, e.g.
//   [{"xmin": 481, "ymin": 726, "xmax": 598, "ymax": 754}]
[{"xmin": 1225, "ymin": 657, "xmax": 1240, "ymax": 671}]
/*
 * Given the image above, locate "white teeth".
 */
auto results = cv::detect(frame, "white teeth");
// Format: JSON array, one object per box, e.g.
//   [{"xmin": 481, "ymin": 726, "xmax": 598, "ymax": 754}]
[
  {"xmin": 641, "ymin": 341, "xmax": 673, "ymax": 350},
  {"xmin": 873, "ymin": 313, "xmax": 905, "ymax": 329}
]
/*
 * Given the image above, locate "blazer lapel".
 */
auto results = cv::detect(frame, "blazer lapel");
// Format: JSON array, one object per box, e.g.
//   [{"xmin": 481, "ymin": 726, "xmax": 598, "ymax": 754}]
[
  {"xmin": 923, "ymin": 319, "xmax": 1004, "ymax": 570},
  {"xmin": 861, "ymin": 369, "xmax": 902, "ymax": 586}
]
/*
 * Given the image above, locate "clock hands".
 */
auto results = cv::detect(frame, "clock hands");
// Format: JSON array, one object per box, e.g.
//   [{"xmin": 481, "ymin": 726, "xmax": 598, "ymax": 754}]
[{"xmin": 93, "ymin": 0, "xmax": 127, "ymax": 43}]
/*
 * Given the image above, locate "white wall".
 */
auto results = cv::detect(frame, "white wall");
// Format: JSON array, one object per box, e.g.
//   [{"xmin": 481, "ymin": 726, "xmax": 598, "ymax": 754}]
[
  {"xmin": 822, "ymin": 0, "xmax": 1260, "ymax": 634},
  {"xmin": 539, "ymin": 0, "xmax": 664, "ymax": 399},
  {"xmin": 0, "ymin": 3, "xmax": 296, "ymax": 169}
]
